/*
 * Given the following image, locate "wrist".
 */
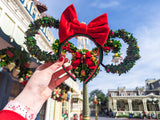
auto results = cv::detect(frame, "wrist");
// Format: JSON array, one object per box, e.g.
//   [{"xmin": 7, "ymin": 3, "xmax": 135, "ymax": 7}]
[
  {"xmin": 3, "ymin": 100, "xmax": 36, "ymax": 120},
  {"xmin": 14, "ymin": 87, "xmax": 49, "ymax": 114}
]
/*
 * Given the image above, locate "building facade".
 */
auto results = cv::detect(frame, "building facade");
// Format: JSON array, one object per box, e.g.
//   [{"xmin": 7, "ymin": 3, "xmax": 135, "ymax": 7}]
[
  {"xmin": 0, "ymin": 0, "xmax": 83, "ymax": 120},
  {"xmin": 108, "ymin": 79, "xmax": 160, "ymax": 118}
]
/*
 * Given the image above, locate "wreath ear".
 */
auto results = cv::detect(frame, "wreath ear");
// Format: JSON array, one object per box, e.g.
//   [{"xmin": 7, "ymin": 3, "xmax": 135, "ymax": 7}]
[
  {"xmin": 25, "ymin": 17, "xmax": 60, "ymax": 63},
  {"xmin": 101, "ymin": 29, "xmax": 140, "ymax": 75}
]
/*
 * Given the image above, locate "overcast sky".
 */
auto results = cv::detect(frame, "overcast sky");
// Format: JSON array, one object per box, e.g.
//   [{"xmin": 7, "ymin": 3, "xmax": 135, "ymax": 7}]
[{"xmin": 40, "ymin": 0, "xmax": 160, "ymax": 94}]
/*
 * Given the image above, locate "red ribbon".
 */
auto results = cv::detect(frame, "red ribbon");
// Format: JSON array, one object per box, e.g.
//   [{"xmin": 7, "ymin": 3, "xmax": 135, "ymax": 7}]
[
  {"xmin": 59, "ymin": 4, "xmax": 110, "ymax": 46},
  {"xmin": 103, "ymin": 46, "xmax": 111, "ymax": 51},
  {"xmin": 72, "ymin": 51, "xmax": 96, "ymax": 69}
]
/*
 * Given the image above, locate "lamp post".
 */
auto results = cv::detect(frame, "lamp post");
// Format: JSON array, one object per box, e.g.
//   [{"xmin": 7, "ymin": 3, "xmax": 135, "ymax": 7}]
[
  {"xmin": 94, "ymin": 95, "xmax": 101, "ymax": 120},
  {"xmin": 77, "ymin": 35, "xmax": 91, "ymax": 120},
  {"xmin": 148, "ymin": 97, "xmax": 159, "ymax": 120}
]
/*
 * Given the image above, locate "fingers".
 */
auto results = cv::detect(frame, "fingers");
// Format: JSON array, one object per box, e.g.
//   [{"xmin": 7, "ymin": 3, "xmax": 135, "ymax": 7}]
[
  {"xmin": 44, "ymin": 56, "xmax": 65, "ymax": 74},
  {"xmin": 48, "ymin": 64, "xmax": 72, "ymax": 90},
  {"xmin": 37, "ymin": 61, "xmax": 53, "ymax": 71},
  {"xmin": 49, "ymin": 74, "xmax": 70, "ymax": 90},
  {"xmin": 55, "ymin": 74, "xmax": 70, "ymax": 87},
  {"xmin": 52, "ymin": 65, "xmax": 72, "ymax": 79}
]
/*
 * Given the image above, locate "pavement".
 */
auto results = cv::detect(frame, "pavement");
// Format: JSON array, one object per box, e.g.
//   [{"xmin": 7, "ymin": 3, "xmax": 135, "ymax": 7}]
[{"xmin": 90, "ymin": 116, "xmax": 158, "ymax": 120}]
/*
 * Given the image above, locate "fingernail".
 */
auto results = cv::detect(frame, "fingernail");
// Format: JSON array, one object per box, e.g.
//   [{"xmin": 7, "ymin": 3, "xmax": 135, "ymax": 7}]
[
  {"xmin": 59, "ymin": 56, "xmax": 64, "ymax": 62},
  {"xmin": 64, "ymin": 58, "xmax": 69, "ymax": 63}
]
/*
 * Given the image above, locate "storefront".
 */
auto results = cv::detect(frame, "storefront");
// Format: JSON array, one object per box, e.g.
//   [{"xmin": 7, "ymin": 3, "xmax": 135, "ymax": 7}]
[{"xmin": 0, "ymin": 1, "xmax": 83, "ymax": 120}]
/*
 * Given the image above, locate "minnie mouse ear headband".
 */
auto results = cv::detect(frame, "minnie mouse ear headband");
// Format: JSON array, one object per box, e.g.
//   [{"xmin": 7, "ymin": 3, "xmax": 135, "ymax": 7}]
[{"xmin": 57, "ymin": 4, "xmax": 110, "ymax": 83}]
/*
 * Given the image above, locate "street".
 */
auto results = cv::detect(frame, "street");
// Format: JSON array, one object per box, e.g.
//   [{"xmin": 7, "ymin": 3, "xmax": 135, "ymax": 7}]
[
  {"xmin": 90, "ymin": 116, "xmax": 128, "ymax": 120},
  {"xmin": 90, "ymin": 116, "xmax": 158, "ymax": 120}
]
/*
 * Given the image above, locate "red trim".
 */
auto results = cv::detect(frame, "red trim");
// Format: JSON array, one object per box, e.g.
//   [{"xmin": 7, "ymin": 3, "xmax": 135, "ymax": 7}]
[{"xmin": 0, "ymin": 110, "xmax": 25, "ymax": 120}]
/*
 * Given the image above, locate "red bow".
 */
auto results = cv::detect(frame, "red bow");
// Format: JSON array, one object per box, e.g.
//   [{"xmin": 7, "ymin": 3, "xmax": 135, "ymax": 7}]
[
  {"xmin": 72, "ymin": 51, "xmax": 96, "ymax": 69},
  {"xmin": 59, "ymin": 4, "xmax": 110, "ymax": 46}
]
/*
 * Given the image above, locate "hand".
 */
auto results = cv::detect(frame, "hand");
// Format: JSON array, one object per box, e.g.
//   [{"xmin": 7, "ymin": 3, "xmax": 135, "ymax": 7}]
[{"xmin": 14, "ymin": 56, "xmax": 72, "ymax": 114}]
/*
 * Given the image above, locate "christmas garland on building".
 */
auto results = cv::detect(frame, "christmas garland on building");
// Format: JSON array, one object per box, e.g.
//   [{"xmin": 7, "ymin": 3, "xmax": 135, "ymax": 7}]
[
  {"xmin": 0, "ymin": 47, "xmax": 33, "ymax": 85},
  {"xmin": 102, "ymin": 29, "xmax": 140, "ymax": 75}
]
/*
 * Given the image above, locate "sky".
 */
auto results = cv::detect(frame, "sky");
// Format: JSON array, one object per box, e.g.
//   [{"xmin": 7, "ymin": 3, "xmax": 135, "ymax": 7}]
[{"xmin": 40, "ymin": 0, "xmax": 160, "ymax": 94}]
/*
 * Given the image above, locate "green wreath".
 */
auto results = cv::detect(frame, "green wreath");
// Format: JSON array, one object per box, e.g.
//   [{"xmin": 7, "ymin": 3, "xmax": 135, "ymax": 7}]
[
  {"xmin": 25, "ymin": 17, "xmax": 60, "ymax": 62},
  {"xmin": 102, "ymin": 29, "xmax": 140, "ymax": 75}
]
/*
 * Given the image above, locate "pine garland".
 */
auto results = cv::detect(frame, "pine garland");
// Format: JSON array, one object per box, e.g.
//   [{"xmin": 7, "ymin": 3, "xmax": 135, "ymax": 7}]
[
  {"xmin": 103, "ymin": 29, "xmax": 140, "ymax": 75},
  {"xmin": 25, "ymin": 16, "xmax": 60, "ymax": 63}
]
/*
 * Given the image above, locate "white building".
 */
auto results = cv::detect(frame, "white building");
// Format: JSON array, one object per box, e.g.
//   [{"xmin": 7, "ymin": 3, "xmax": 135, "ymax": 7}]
[
  {"xmin": 108, "ymin": 80, "xmax": 160, "ymax": 118},
  {"xmin": 0, "ymin": 0, "xmax": 82, "ymax": 120}
]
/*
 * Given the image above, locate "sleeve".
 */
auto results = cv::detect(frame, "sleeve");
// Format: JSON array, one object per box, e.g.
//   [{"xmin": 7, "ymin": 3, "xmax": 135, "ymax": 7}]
[
  {"xmin": 0, "ymin": 110, "xmax": 25, "ymax": 120},
  {"xmin": 1, "ymin": 100, "xmax": 36, "ymax": 120}
]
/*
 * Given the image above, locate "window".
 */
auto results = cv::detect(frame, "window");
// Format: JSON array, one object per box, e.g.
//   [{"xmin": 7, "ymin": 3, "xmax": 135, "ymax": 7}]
[
  {"xmin": 151, "ymin": 84, "xmax": 154, "ymax": 89},
  {"xmin": 130, "ymin": 92, "xmax": 136, "ymax": 96},
  {"xmin": 111, "ymin": 93, "xmax": 117, "ymax": 97},
  {"xmin": 62, "ymin": 101, "xmax": 67, "ymax": 115},
  {"xmin": 20, "ymin": 0, "xmax": 25, "ymax": 4},
  {"xmin": 121, "ymin": 92, "xmax": 126, "ymax": 96}
]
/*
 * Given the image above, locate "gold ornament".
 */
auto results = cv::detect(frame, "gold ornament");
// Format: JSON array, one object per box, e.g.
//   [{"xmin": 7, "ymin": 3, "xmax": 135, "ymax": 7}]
[
  {"xmin": 12, "ymin": 67, "xmax": 20, "ymax": 77},
  {"xmin": 114, "ymin": 53, "xmax": 119, "ymax": 57},
  {"xmin": 0, "ymin": 54, "xmax": 6, "ymax": 59},
  {"xmin": 19, "ymin": 78, "xmax": 24, "ymax": 83},
  {"xmin": 109, "ymin": 41, "xmax": 113, "ymax": 43},
  {"xmin": 81, "ymin": 70, "xmax": 85, "ymax": 76},
  {"xmin": 83, "ymin": 54, "xmax": 86, "ymax": 60},
  {"xmin": 61, "ymin": 51, "xmax": 66, "ymax": 55},
  {"xmin": 7, "ymin": 62, "xmax": 16, "ymax": 71},
  {"xmin": 114, "ymin": 45, "xmax": 117, "ymax": 47},
  {"xmin": 91, "ymin": 56, "xmax": 95, "ymax": 61}
]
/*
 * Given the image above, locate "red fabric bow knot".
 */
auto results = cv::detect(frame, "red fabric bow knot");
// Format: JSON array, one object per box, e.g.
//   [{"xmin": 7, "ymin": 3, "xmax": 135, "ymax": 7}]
[
  {"xmin": 72, "ymin": 51, "xmax": 96, "ymax": 69},
  {"xmin": 59, "ymin": 4, "xmax": 110, "ymax": 46}
]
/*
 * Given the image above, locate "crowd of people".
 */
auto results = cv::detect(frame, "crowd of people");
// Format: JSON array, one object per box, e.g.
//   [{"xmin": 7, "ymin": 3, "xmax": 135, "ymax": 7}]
[
  {"xmin": 103, "ymin": 109, "xmax": 157, "ymax": 119},
  {"xmin": 62, "ymin": 112, "xmax": 82, "ymax": 120}
]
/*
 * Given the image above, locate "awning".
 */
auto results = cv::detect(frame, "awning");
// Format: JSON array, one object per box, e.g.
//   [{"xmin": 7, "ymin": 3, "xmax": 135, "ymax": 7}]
[{"xmin": 33, "ymin": 0, "xmax": 48, "ymax": 13}]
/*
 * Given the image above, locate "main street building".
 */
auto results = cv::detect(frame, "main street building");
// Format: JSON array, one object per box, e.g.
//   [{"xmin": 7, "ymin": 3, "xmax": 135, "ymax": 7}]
[
  {"xmin": 0, "ymin": 0, "xmax": 82, "ymax": 120},
  {"xmin": 108, "ymin": 79, "xmax": 160, "ymax": 118}
]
